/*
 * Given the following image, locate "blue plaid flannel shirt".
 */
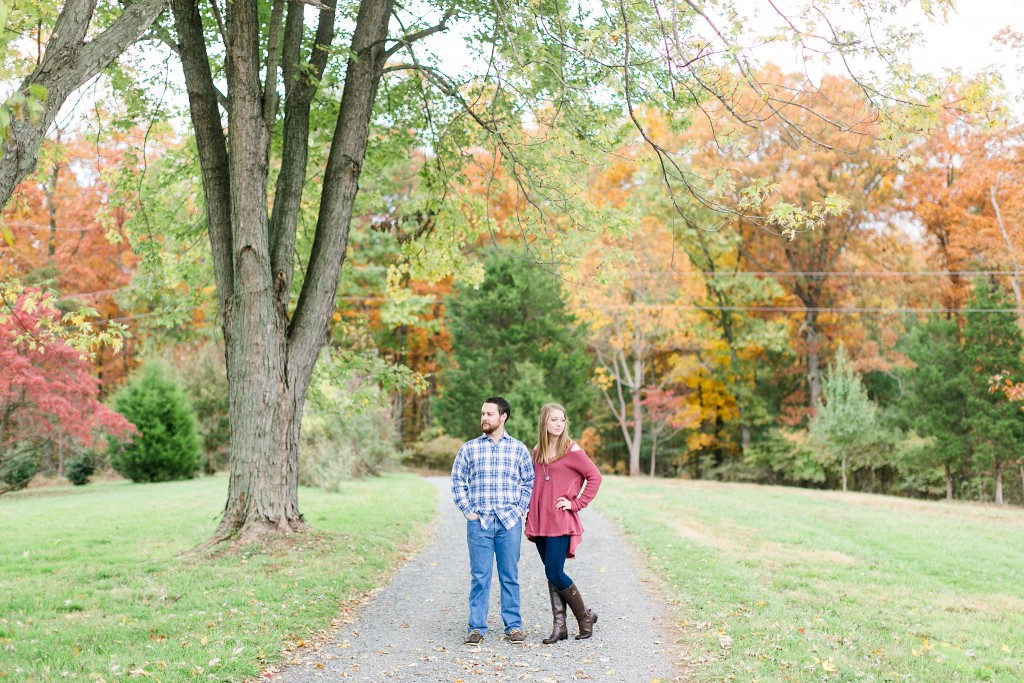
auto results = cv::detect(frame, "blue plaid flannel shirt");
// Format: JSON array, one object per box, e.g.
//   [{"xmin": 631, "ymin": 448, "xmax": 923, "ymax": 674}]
[{"xmin": 451, "ymin": 432, "xmax": 534, "ymax": 530}]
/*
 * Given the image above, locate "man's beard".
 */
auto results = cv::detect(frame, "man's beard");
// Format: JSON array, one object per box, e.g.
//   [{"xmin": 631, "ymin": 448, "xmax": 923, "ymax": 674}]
[{"xmin": 481, "ymin": 422, "xmax": 497, "ymax": 434}]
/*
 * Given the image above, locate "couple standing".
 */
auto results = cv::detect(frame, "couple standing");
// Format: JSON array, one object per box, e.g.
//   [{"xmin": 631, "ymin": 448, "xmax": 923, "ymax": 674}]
[{"xmin": 450, "ymin": 396, "xmax": 603, "ymax": 646}]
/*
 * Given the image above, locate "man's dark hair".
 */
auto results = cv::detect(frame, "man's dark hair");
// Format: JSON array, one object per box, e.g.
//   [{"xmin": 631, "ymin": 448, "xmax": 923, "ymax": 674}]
[{"xmin": 484, "ymin": 396, "xmax": 511, "ymax": 422}]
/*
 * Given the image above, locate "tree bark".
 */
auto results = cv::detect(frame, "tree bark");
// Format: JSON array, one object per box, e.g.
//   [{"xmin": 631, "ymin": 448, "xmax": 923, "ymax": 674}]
[
  {"xmin": 649, "ymin": 427, "xmax": 659, "ymax": 477},
  {"xmin": 994, "ymin": 461, "xmax": 1003, "ymax": 505},
  {"xmin": 169, "ymin": 0, "xmax": 394, "ymax": 544},
  {"xmin": 990, "ymin": 175, "xmax": 1024, "ymax": 324},
  {"xmin": 629, "ymin": 353, "xmax": 644, "ymax": 476},
  {"xmin": 0, "ymin": 0, "xmax": 166, "ymax": 208},
  {"xmin": 945, "ymin": 465, "xmax": 953, "ymax": 502}
]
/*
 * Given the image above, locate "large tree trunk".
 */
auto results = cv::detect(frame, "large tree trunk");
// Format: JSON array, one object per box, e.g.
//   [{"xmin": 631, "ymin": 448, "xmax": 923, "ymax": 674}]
[
  {"xmin": 945, "ymin": 465, "xmax": 954, "ymax": 502},
  {"xmin": 171, "ymin": 0, "xmax": 393, "ymax": 544},
  {"xmin": 0, "ymin": 0, "xmax": 165, "ymax": 207}
]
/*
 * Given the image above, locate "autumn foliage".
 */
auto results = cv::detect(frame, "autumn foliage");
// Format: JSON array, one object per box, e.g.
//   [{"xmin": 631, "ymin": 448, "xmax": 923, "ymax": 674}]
[
  {"xmin": 0, "ymin": 287, "xmax": 134, "ymax": 477},
  {"xmin": 1, "ymin": 132, "xmax": 140, "ymax": 391}
]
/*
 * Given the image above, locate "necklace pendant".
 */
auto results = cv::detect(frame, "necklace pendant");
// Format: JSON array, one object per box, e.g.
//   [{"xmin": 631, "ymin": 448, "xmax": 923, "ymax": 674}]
[{"xmin": 544, "ymin": 473, "xmax": 550, "ymax": 481}]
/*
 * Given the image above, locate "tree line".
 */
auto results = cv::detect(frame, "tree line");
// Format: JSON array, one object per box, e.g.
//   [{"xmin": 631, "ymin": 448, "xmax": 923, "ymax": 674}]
[
  {"xmin": 0, "ymin": 0, "xmax": 1013, "ymax": 542},
  {"xmin": 5, "ymin": 84, "xmax": 1024, "ymax": 506}
]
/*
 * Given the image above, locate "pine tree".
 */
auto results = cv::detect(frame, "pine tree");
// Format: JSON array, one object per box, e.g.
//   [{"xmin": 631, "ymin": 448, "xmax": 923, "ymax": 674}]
[
  {"xmin": 898, "ymin": 317, "xmax": 968, "ymax": 500},
  {"xmin": 435, "ymin": 253, "xmax": 593, "ymax": 442},
  {"xmin": 962, "ymin": 278, "xmax": 1024, "ymax": 504},
  {"xmin": 110, "ymin": 363, "xmax": 201, "ymax": 483}
]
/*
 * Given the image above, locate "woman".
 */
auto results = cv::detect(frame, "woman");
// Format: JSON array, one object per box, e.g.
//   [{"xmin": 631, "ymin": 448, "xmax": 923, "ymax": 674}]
[{"xmin": 525, "ymin": 403, "xmax": 603, "ymax": 642}]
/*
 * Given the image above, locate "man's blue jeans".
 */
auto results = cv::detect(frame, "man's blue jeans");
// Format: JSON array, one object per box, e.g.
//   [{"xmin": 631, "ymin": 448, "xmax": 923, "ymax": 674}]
[{"xmin": 466, "ymin": 516, "xmax": 522, "ymax": 635}]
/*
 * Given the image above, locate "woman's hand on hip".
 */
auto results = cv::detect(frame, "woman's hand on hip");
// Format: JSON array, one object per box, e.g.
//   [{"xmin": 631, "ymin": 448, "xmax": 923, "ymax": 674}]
[{"xmin": 555, "ymin": 497, "xmax": 572, "ymax": 511}]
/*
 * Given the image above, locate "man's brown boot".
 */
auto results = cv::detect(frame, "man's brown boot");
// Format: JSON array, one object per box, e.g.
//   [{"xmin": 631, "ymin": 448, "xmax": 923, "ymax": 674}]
[
  {"xmin": 542, "ymin": 581, "xmax": 568, "ymax": 644},
  {"xmin": 557, "ymin": 582, "xmax": 598, "ymax": 640}
]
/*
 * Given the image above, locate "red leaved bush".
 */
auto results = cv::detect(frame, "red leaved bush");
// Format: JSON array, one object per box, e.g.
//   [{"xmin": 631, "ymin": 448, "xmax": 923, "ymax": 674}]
[{"xmin": 0, "ymin": 290, "xmax": 135, "ymax": 455}]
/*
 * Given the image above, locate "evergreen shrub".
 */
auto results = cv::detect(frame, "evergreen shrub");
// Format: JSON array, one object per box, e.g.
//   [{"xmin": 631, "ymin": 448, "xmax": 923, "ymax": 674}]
[
  {"xmin": 1, "ymin": 452, "xmax": 39, "ymax": 490},
  {"xmin": 109, "ymin": 363, "xmax": 201, "ymax": 482},
  {"xmin": 64, "ymin": 453, "xmax": 96, "ymax": 486}
]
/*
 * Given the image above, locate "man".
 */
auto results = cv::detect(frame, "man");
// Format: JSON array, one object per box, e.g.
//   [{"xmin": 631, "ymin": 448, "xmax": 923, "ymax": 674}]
[{"xmin": 451, "ymin": 396, "xmax": 535, "ymax": 645}]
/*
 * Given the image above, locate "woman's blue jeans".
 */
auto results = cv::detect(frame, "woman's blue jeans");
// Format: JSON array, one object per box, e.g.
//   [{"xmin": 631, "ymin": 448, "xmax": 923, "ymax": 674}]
[
  {"xmin": 466, "ymin": 515, "xmax": 523, "ymax": 635},
  {"xmin": 534, "ymin": 535, "xmax": 573, "ymax": 591}
]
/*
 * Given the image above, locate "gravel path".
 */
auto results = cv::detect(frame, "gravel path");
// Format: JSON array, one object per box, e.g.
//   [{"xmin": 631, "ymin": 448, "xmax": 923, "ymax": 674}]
[{"xmin": 271, "ymin": 477, "xmax": 684, "ymax": 682}]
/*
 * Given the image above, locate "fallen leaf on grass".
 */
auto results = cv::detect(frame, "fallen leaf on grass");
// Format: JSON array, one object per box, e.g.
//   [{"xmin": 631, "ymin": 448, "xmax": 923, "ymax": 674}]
[{"xmin": 812, "ymin": 657, "xmax": 836, "ymax": 673}]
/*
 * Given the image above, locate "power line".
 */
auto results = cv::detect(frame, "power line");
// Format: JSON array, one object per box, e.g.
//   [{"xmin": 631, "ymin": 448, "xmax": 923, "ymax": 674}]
[
  {"xmin": 681, "ymin": 305, "xmax": 1014, "ymax": 314},
  {"xmin": 633, "ymin": 270, "xmax": 1020, "ymax": 278},
  {"xmin": 333, "ymin": 295, "xmax": 1021, "ymax": 315}
]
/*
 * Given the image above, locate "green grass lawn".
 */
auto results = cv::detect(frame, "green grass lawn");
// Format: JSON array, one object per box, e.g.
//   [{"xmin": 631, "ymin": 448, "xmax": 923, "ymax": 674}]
[
  {"xmin": 598, "ymin": 476, "xmax": 1024, "ymax": 683},
  {"xmin": 0, "ymin": 473, "xmax": 436, "ymax": 682}
]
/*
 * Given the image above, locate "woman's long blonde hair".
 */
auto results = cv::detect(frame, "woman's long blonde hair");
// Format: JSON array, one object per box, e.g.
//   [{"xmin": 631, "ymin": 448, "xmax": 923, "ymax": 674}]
[{"xmin": 535, "ymin": 403, "xmax": 572, "ymax": 465}]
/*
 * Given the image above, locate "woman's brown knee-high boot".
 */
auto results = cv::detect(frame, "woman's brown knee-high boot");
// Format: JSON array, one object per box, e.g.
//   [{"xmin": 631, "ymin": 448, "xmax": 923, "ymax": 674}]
[
  {"xmin": 543, "ymin": 582, "xmax": 568, "ymax": 644},
  {"xmin": 557, "ymin": 582, "xmax": 598, "ymax": 640}
]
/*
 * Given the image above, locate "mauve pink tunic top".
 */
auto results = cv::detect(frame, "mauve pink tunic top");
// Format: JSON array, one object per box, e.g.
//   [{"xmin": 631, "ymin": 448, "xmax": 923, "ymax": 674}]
[{"xmin": 525, "ymin": 444, "xmax": 603, "ymax": 558}]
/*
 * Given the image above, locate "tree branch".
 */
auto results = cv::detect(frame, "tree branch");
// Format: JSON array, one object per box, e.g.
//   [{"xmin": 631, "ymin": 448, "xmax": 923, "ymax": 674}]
[
  {"xmin": 383, "ymin": 10, "xmax": 453, "ymax": 60},
  {"xmin": 169, "ymin": 0, "xmax": 234, "ymax": 306},
  {"xmin": 262, "ymin": 0, "xmax": 286, "ymax": 127},
  {"xmin": 0, "ymin": 0, "xmax": 166, "ymax": 207},
  {"xmin": 287, "ymin": 0, "xmax": 394, "ymax": 372},
  {"xmin": 269, "ymin": 0, "xmax": 337, "ymax": 296},
  {"xmin": 146, "ymin": 23, "xmax": 229, "ymax": 110}
]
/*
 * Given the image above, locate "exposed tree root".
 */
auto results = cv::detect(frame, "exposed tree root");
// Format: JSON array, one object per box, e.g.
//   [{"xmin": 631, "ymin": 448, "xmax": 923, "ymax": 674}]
[{"xmin": 184, "ymin": 516, "xmax": 309, "ymax": 558}]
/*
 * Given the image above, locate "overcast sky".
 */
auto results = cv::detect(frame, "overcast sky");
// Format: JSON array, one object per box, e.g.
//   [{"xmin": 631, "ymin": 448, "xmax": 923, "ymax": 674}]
[
  {"xmin": 427, "ymin": 0, "xmax": 1024, "ymax": 107},
  {"xmin": 739, "ymin": 0, "xmax": 1024, "ymax": 103}
]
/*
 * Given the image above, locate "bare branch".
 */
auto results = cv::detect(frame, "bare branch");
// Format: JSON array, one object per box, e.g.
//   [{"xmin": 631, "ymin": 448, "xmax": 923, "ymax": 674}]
[
  {"xmin": 384, "ymin": 10, "xmax": 453, "ymax": 60},
  {"xmin": 146, "ymin": 24, "xmax": 229, "ymax": 110}
]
